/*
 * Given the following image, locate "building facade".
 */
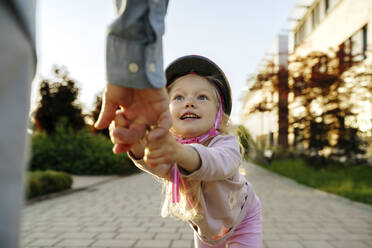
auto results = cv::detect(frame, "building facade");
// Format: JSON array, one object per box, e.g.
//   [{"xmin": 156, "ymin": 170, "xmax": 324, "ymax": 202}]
[
  {"xmin": 240, "ymin": 35, "xmax": 288, "ymax": 148},
  {"xmin": 291, "ymin": 0, "xmax": 370, "ymax": 58},
  {"xmin": 289, "ymin": 0, "xmax": 371, "ymax": 156},
  {"xmin": 241, "ymin": 0, "xmax": 372, "ymax": 158}
]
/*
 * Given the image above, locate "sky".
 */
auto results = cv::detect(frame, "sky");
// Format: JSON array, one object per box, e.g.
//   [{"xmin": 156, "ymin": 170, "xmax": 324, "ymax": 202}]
[{"xmin": 32, "ymin": 0, "xmax": 297, "ymax": 124}]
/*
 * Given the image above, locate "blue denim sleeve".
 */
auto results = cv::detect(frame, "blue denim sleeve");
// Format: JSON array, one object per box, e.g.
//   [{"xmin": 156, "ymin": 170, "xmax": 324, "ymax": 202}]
[{"xmin": 106, "ymin": 0, "xmax": 169, "ymax": 89}]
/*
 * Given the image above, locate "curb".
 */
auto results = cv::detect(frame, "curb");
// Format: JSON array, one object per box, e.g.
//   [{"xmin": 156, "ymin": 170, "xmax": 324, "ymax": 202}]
[{"xmin": 25, "ymin": 176, "xmax": 121, "ymax": 206}]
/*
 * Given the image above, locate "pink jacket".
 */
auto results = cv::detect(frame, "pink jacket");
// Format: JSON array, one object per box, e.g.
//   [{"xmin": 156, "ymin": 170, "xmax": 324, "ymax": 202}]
[{"xmin": 129, "ymin": 134, "xmax": 256, "ymax": 246}]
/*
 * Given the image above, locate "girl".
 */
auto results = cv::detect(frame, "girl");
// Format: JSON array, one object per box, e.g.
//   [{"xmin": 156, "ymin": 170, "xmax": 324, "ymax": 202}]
[{"xmin": 110, "ymin": 55, "xmax": 262, "ymax": 247}]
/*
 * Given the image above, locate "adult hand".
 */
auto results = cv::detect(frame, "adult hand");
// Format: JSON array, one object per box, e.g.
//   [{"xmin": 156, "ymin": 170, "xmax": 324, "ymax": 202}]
[{"xmin": 94, "ymin": 83, "xmax": 171, "ymax": 153}]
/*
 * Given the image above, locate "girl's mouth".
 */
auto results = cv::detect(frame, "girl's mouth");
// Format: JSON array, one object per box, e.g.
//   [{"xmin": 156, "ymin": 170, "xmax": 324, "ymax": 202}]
[{"xmin": 180, "ymin": 113, "xmax": 200, "ymax": 120}]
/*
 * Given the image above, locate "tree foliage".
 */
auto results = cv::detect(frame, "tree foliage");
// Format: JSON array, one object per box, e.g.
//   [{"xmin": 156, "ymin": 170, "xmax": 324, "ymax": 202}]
[
  {"xmin": 34, "ymin": 66, "xmax": 85, "ymax": 134},
  {"xmin": 247, "ymin": 46, "xmax": 372, "ymax": 165}
]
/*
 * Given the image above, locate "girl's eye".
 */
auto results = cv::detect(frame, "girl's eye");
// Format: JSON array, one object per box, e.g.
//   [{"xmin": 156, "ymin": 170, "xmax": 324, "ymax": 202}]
[
  {"xmin": 198, "ymin": 95, "xmax": 208, "ymax": 100},
  {"xmin": 174, "ymin": 95, "xmax": 184, "ymax": 101}
]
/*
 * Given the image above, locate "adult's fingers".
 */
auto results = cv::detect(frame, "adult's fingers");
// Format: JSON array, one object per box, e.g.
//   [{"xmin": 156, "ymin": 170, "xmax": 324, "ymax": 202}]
[
  {"xmin": 94, "ymin": 95, "xmax": 117, "ymax": 130},
  {"xmin": 114, "ymin": 111, "xmax": 130, "ymax": 128},
  {"xmin": 147, "ymin": 111, "xmax": 171, "ymax": 142},
  {"xmin": 152, "ymin": 88, "xmax": 172, "ymax": 130},
  {"xmin": 95, "ymin": 83, "xmax": 134, "ymax": 129},
  {"xmin": 113, "ymin": 144, "xmax": 132, "ymax": 154},
  {"xmin": 111, "ymin": 123, "xmax": 147, "ymax": 145},
  {"xmin": 144, "ymin": 88, "xmax": 172, "ymax": 142}
]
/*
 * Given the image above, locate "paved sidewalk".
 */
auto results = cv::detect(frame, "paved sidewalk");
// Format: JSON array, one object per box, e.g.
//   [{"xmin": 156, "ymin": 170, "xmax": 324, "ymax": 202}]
[{"xmin": 21, "ymin": 163, "xmax": 372, "ymax": 248}]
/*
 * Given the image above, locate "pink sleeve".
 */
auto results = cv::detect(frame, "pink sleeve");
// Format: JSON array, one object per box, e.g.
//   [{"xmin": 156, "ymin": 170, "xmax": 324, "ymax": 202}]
[{"xmin": 180, "ymin": 135, "xmax": 242, "ymax": 181}]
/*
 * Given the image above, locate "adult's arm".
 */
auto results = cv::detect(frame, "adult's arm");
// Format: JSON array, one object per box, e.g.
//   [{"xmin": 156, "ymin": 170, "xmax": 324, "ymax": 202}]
[
  {"xmin": 95, "ymin": 0, "xmax": 171, "ymax": 143},
  {"xmin": 107, "ymin": 0, "xmax": 169, "ymax": 89}
]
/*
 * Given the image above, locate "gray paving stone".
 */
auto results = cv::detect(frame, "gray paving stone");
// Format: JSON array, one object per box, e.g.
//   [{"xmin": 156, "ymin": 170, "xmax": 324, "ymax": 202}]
[
  {"xmin": 21, "ymin": 163, "xmax": 372, "ymax": 248},
  {"xmin": 28, "ymin": 238, "xmax": 61, "ymax": 246},
  {"xmin": 46, "ymin": 227, "xmax": 82, "ymax": 232},
  {"xmin": 171, "ymin": 240, "xmax": 193, "ymax": 248},
  {"xmin": 20, "ymin": 237, "xmax": 35, "ymax": 247},
  {"xmin": 261, "ymin": 233, "xmax": 281, "ymax": 240},
  {"xmin": 92, "ymin": 239, "xmax": 136, "ymax": 247},
  {"xmin": 299, "ymin": 233, "xmax": 334, "ymax": 240},
  {"xmin": 331, "ymin": 232, "xmax": 372, "ymax": 241},
  {"xmin": 317, "ymin": 227, "xmax": 348, "ymax": 234},
  {"xmin": 265, "ymin": 240, "xmax": 305, "ymax": 248},
  {"xmin": 164, "ymin": 221, "xmax": 187, "ymax": 228},
  {"xmin": 278, "ymin": 234, "xmax": 301, "ymax": 240},
  {"xmin": 27, "ymin": 232, "xmax": 60, "ymax": 239},
  {"xmin": 346, "ymin": 227, "xmax": 372, "ymax": 234},
  {"xmin": 55, "ymin": 239, "xmax": 95, "ymax": 247},
  {"xmin": 330, "ymin": 240, "xmax": 372, "ymax": 248},
  {"xmin": 117, "ymin": 227, "xmax": 148, "ymax": 233},
  {"xmin": 155, "ymin": 232, "xmax": 181, "ymax": 240},
  {"xmin": 301, "ymin": 241, "xmax": 335, "ymax": 248},
  {"xmin": 116, "ymin": 232, "xmax": 155, "ymax": 239},
  {"xmin": 135, "ymin": 239, "xmax": 171, "ymax": 247},
  {"xmin": 95, "ymin": 232, "xmax": 118, "ymax": 239},
  {"xmin": 180, "ymin": 232, "xmax": 194, "ymax": 240},
  {"xmin": 59, "ymin": 232, "xmax": 97, "ymax": 239},
  {"xmin": 148, "ymin": 227, "xmax": 178, "ymax": 233},
  {"xmin": 142, "ymin": 222, "xmax": 163, "ymax": 227},
  {"xmin": 82, "ymin": 226, "xmax": 118, "ymax": 232}
]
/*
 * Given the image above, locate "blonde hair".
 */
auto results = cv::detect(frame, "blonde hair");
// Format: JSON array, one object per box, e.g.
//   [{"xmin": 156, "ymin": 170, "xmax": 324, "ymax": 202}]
[{"xmin": 161, "ymin": 74, "xmax": 233, "ymax": 221}]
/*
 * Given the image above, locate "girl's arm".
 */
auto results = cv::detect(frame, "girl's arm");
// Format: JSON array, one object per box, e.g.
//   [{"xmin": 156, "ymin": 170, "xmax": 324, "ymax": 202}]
[
  {"xmin": 179, "ymin": 135, "xmax": 242, "ymax": 180},
  {"xmin": 145, "ymin": 132, "xmax": 201, "ymax": 173},
  {"xmin": 173, "ymin": 143, "xmax": 201, "ymax": 173},
  {"xmin": 145, "ymin": 134, "xmax": 242, "ymax": 180}
]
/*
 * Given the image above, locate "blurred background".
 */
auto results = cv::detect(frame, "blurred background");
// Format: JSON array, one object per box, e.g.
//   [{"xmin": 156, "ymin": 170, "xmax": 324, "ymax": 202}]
[
  {"xmin": 240, "ymin": 0, "xmax": 372, "ymax": 164},
  {"xmin": 27, "ymin": 0, "xmax": 371, "ymax": 205}
]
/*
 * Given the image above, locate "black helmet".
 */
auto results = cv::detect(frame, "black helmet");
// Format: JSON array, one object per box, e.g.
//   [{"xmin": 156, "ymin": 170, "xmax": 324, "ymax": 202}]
[{"xmin": 165, "ymin": 55, "xmax": 232, "ymax": 116}]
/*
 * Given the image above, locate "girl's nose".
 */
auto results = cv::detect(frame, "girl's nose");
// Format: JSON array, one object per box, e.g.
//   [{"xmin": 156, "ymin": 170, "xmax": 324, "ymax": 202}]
[{"xmin": 184, "ymin": 97, "xmax": 195, "ymax": 108}]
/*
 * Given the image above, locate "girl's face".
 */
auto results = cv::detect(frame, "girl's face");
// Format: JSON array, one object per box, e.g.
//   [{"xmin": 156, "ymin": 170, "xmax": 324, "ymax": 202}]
[{"xmin": 168, "ymin": 74, "xmax": 218, "ymax": 138}]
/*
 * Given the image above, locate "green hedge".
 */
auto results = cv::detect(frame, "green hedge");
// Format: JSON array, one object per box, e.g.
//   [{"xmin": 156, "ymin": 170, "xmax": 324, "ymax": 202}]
[
  {"xmin": 26, "ymin": 170, "xmax": 73, "ymax": 200},
  {"xmin": 29, "ymin": 119, "xmax": 138, "ymax": 175}
]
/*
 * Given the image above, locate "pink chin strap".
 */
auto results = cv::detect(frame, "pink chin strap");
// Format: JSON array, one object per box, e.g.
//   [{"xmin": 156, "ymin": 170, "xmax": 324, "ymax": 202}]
[{"xmin": 170, "ymin": 101, "xmax": 223, "ymax": 205}]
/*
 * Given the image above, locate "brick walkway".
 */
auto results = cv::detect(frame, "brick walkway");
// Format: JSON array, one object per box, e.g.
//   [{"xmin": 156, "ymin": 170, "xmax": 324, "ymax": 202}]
[{"xmin": 21, "ymin": 163, "xmax": 372, "ymax": 248}]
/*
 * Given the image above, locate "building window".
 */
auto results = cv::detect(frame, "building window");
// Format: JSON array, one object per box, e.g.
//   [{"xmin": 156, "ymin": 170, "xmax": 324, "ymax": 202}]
[
  {"xmin": 338, "ymin": 25, "xmax": 368, "ymax": 71},
  {"xmin": 294, "ymin": 0, "xmax": 341, "ymax": 48},
  {"xmin": 329, "ymin": 0, "xmax": 340, "ymax": 10},
  {"xmin": 325, "ymin": 0, "xmax": 329, "ymax": 12},
  {"xmin": 295, "ymin": 22, "xmax": 306, "ymax": 47},
  {"xmin": 312, "ymin": 2, "xmax": 320, "ymax": 29},
  {"xmin": 362, "ymin": 25, "xmax": 368, "ymax": 60},
  {"xmin": 295, "ymin": 0, "xmax": 327, "ymax": 47}
]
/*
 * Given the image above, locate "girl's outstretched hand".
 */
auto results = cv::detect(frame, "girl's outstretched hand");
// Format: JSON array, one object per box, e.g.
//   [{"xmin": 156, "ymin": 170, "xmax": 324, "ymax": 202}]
[
  {"xmin": 144, "ymin": 131, "xmax": 181, "ymax": 168},
  {"xmin": 145, "ymin": 133, "xmax": 201, "ymax": 173}
]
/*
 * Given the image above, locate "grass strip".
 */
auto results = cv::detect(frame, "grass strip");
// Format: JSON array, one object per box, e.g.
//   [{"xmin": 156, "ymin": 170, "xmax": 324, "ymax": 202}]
[{"xmin": 259, "ymin": 158, "xmax": 372, "ymax": 206}]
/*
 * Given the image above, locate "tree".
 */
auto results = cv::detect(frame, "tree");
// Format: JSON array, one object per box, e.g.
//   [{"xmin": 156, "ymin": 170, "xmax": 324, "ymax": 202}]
[
  {"xmin": 247, "ymin": 46, "xmax": 371, "ymax": 165},
  {"xmin": 34, "ymin": 66, "xmax": 85, "ymax": 134},
  {"xmin": 248, "ymin": 61, "xmax": 289, "ymax": 148}
]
